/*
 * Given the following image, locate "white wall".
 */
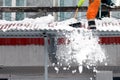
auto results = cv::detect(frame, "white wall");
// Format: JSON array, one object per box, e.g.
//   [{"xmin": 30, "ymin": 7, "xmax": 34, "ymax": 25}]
[
  {"xmin": 0, "ymin": 45, "xmax": 45, "ymax": 66},
  {"xmin": 96, "ymin": 71, "xmax": 113, "ymax": 80},
  {"xmin": 0, "ymin": 44, "xmax": 119, "ymax": 66},
  {"xmin": 101, "ymin": 44, "xmax": 120, "ymax": 66},
  {"xmin": 0, "ymin": 74, "xmax": 91, "ymax": 80}
]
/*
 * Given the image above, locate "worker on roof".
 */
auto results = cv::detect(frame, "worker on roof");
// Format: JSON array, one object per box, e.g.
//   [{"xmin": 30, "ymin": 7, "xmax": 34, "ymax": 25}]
[
  {"xmin": 77, "ymin": 0, "xmax": 115, "ymax": 29},
  {"xmin": 77, "ymin": 0, "xmax": 100, "ymax": 29}
]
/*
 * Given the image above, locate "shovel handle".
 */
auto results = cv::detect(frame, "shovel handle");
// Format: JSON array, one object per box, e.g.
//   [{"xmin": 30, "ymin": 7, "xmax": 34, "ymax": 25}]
[{"xmin": 74, "ymin": 8, "xmax": 79, "ymax": 19}]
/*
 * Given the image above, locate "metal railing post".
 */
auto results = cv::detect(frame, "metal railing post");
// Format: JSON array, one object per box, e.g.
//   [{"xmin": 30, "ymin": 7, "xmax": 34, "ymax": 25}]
[{"xmin": 44, "ymin": 33, "xmax": 48, "ymax": 80}]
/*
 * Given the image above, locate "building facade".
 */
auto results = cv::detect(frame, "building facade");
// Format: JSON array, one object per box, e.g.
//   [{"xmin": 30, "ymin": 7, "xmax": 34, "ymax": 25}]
[{"xmin": 0, "ymin": 0, "xmax": 120, "ymax": 21}]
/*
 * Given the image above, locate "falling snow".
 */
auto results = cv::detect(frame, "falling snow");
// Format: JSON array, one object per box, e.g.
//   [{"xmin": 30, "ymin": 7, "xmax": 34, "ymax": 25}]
[{"xmin": 56, "ymin": 28, "xmax": 106, "ymax": 73}]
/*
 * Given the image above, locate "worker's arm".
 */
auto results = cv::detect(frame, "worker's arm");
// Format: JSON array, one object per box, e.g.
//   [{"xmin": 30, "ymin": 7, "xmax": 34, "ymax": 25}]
[{"xmin": 77, "ymin": 0, "xmax": 85, "ymax": 7}]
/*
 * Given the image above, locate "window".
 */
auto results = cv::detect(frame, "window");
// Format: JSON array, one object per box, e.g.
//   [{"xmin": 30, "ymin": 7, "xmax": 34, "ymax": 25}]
[
  {"xmin": 3, "ymin": 0, "xmax": 26, "ymax": 21},
  {"xmin": 3, "ymin": 0, "xmax": 12, "ymax": 21},
  {"xmin": 16, "ymin": 0, "xmax": 26, "ymax": 20}
]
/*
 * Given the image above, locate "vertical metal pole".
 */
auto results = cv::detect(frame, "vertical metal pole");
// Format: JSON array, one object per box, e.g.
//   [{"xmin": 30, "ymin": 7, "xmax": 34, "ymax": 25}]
[
  {"xmin": 99, "ymin": 0, "xmax": 102, "ymax": 18},
  {"xmin": 44, "ymin": 35, "xmax": 48, "ymax": 80}
]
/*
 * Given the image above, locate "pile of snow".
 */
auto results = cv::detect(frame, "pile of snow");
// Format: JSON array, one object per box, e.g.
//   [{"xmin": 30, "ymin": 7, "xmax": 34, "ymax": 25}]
[{"xmin": 0, "ymin": 14, "xmax": 75, "ymax": 32}]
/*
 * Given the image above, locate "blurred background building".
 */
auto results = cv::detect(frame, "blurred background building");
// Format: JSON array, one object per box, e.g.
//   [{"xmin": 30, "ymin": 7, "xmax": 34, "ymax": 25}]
[{"xmin": 0, "ymin": 0, "xmax": 119, "ymax": 21}]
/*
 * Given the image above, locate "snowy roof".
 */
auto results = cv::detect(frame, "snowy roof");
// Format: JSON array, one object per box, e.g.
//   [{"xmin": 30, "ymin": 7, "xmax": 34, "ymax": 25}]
[
  {"xmin": 0, "ymin": 15, "xmax": 119, "ymax": 45},
  {"xmin": 96, "ymin": 18, "xmax": 120, "ymax": 31},
  {"xmin": 80, "ymin": 17, "xmax": 120, "ymax": 32},
  {"xmin": 0, "ymin": 15, "xmax": 120, "ymax": 37},
  {"xmin": 0, "ymin": 15, "xmax": 75, "ymax": 37}
]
